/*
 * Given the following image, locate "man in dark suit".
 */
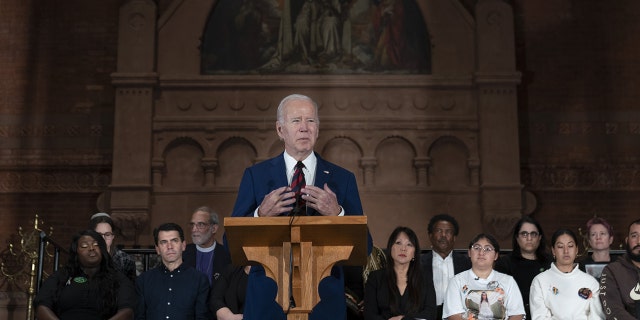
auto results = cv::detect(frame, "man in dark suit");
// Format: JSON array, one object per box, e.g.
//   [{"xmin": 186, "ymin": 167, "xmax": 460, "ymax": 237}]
[
  {"xmin": 421, "ymin": 214, "xmax": 471, "ymax": 320},
  {"xmin": 183, "ymin": 206, "xmax": 231, "ymax": 288},
  {"xmin": 232, "ymin": 93, "xmax": 362, "ymax": 218},
  {"xmin": 230, "ymin": 94, "xmax": 369, "ymax": 320}
]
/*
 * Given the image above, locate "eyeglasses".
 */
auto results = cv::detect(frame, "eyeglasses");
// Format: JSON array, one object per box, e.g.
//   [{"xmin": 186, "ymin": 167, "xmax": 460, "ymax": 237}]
[
  {"xmin": 98, "ymin": 232, "xmax": 114, "ymax": 239},
  {"xmin": 470, "ymin": 245, "xmax": 495, "ymax": 253},
  {"xmin": 519, "ymin": 231, "xmax": 540, "ymax": 238},
  {"xmin": 189, "ymin": 222, "xmax": 211, "ymax": 230}
]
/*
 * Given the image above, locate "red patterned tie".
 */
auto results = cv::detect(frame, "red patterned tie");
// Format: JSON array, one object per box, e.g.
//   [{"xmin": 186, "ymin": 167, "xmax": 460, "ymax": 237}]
[{"xmin": 290, "ymin": 161, "xmax": 306, "ymax": 214}]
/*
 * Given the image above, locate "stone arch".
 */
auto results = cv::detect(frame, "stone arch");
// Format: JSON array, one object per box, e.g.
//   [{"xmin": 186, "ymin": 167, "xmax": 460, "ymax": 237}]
[
  {"xmin": 216, "ymin": 137, "xmax": 257, "ymax": 187},
  {"xmin": 320, "ymin": 137, "xmax": 364, "ymax": 184},
  {"xmin": 427, "ymin": 135, "xmax": 471, "ymax": 188},
  {"xmin": 267, "ymin": 139, "xmax": 285, "ymax": 160},
  {"xmin": 374, "ymin": 136, "xmax": 417, "ymax": 187},
  {"xmin": 112, "ymin": 0, "xmax": 523, "ymax": 248},
  {"xmin": 162, "ymin": 137, "xmax": 205, "ymax": 188}
]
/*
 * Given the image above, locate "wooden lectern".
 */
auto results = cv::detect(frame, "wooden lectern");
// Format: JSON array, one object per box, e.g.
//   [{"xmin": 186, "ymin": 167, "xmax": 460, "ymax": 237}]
[{"xmin": 224, "ymin": 216, "xmax": 368, "ymax": 320}]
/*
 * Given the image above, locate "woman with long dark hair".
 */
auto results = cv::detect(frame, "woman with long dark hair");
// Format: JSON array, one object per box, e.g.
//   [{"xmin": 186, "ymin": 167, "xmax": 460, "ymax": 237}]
[
  {"xmin": 34, "ymin": 230, "xmax": 136, "ymax": 320},
  {"xmin": 530, "ymin": 228, "xmax": 604, "ymax": 319},
  {"xmin": 494, "ymin": 216, "xmax": 552, "ymax": 319},
  {"xmin": 364, "ymin": 226, "xmax": 436, "ymax": 320}
]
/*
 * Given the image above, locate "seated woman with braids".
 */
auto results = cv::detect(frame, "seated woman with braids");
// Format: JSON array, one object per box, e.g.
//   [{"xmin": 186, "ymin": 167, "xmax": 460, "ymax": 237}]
[{"xmin": 34, "ymin": 230, "xmax": 136, "ymax": 320}]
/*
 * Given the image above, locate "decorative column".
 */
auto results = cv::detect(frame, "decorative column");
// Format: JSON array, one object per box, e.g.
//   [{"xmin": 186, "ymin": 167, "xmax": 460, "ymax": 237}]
[
  {"xmin": 359, "ymin": 157, "xmax": 377, "ymax": 187},
  {"xmin": 414, "ymin": 157, "xmax": 432, "ymax": 187},
  {"xmin": 202, "ymin": 158, "xmax": 219, "ymax": 187},
  {"xmin": 475, "ymin": 0, "xmax": 523, "ymax": 238},
  {"xmin": 467, "ymin": 158, "xmax": 480, "ymax": 186},
  {"xmin": 109, "ymin": 0, "xmax": 157, "ymax": 244},
  {"xmin": 151, "ymin": 157, "xmax": 165, "ymax": 187}
]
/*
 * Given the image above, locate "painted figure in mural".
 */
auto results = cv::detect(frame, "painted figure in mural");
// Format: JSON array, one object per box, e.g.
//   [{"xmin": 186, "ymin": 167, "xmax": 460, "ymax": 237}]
[
  {"xmin": 317, "ymin": 0, "xmax": 343, "ymax": 60},
  {"xmin": 372, "ymin": 0, "xmax": 405, "ymax": 69},
  {"xmin": 201, "ymin": 0, "xmax": 430, "ymax": 74},
  {"xmin": 293, "ymin": 0, "xmax": 321, "ymax": 64}
]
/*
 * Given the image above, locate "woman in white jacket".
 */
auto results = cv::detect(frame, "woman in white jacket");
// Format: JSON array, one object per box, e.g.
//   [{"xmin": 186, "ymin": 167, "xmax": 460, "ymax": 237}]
[{"xmin": 529, "ymin": 228, "xmax": 605, "ymax": 320}]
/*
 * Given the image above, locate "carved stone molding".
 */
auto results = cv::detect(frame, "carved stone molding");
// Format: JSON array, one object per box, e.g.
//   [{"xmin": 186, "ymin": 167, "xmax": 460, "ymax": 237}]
[
  {"xmin": 0, "ymin": 169, "xmax": 111, "ymax": 193},
  {"xmin": 111, "ymin": 211, "xmax": 150, "ymax": 244},
  {"xmin": 522, "ymin": 164, "xmax": 640, "ymax": 190}
]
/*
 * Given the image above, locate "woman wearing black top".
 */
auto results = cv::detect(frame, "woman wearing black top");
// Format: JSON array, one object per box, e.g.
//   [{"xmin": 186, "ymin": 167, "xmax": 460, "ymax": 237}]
[
  {"xmin": 494, "ymin": 216, "xmax": 552, "ymax": 319},
  {"xmin": 364, "ymin": 226, "xmax": 436, "ymax": 320},
  {"xmin": 34, "ymin": 230, "xmax": 136, "ymax": 320}
]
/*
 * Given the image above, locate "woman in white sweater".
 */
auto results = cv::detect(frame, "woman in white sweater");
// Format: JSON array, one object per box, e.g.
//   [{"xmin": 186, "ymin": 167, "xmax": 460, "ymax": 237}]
[{"xmin": 529, "ymin": 228, "xmax": 605, "ymax": 320}]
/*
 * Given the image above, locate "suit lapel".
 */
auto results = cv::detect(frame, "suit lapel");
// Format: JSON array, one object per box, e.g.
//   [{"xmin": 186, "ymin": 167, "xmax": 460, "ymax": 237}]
[
  {"xmin": 313, "ymin": 153, "xmax": 330, "ymax": 188},
  {"xmin": 270, "ymin": 153, "xmax": 289, "ymax": 189}
]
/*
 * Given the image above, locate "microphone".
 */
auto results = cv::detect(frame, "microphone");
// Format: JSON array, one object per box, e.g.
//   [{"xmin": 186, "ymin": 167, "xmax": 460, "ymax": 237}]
[
  {"xmin": 289, "ymin": 194, "xmax": 302, "ymax": 216},
  {"xmin": 474, "ymin": 277, "xmax": 480, "ymax": 280},
  {"xmin": 288, "ymin": 234, "xmax": 296, "ymax": 311}
]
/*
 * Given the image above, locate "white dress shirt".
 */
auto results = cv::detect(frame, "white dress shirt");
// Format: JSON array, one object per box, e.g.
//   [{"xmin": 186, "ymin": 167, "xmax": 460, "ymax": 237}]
[{"xmin": 432, "ymin": 250, "xmax": 455, "ymax": 305}]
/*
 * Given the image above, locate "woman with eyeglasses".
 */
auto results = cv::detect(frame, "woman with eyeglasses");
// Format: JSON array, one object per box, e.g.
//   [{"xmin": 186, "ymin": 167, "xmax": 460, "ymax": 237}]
[
  {"xmin": 529, "ymin": 228, "xmax": 604, "ymax": 320},
  {"xmin": 89, "ymin": 213, "xmax": 137, "ymax": 281},
  {"xmin": 443, "ymin": 233, "xmax": 525, "ymax": 320},
  {"xmin": 34, "ymin": 230, "xmax": 136, "ymax": 320},
  {"xmin": 578, "ymin": 217, "xmax": 614, "ymax": 280},
  {"xmin": 494, "ymin": 216, "xmax": 552, "ymax": 319},
  {"xmin": 363, "ymin": 226, "xmax": 436, "ymax": 320}
]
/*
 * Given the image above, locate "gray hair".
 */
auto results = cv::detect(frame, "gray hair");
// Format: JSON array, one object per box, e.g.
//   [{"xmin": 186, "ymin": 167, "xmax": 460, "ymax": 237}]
[
  {"xmin": 193, "ymin": 206, "xmax": 219, "ymax": 225},
  {"xmin": 276, "ymin": 94, "xmax": 319, "ymax": 124}
]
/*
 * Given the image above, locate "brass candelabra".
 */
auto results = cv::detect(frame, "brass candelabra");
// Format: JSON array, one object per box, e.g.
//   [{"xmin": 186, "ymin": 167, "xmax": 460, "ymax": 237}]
[{"xmin": 0, "ymin": 215, "xmax": 53, "ymax": 320}]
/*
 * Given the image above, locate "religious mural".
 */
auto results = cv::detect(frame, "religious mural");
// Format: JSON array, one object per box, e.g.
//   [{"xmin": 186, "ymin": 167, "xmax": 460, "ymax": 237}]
[{"xmin": 201, "ymin": 0, "xmax": 431, "ymax": 74}]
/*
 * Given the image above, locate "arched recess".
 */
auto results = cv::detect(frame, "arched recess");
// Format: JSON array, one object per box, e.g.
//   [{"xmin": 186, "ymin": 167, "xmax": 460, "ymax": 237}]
[
  {"xmin": 216, "ymin": 137, "xmax": 257, "ymax": 187},
  {"xmin": 427, "ymin": 136, "xmax": 470, "ymax": 188},
  {"xmin": 268, "ymin": 140, "xmax": 285, "ymax": 160},
  {"xmin": 112, "ymin": 0, "xmax": 522, "ymax": 247},
  {"xmin": 320, "ymin": 137, "xmax": 363, "ymax": 185},
  {"xmin": 374, "ymin": 137, "xmax": 416, "ymax": 187},
  {"xmin": 163, "ymin": 137, "xmax": 205, "ymax": 188}
]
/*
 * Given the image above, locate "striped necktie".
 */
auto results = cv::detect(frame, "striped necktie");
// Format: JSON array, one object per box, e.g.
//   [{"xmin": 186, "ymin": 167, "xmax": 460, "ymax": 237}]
[{"xmin": 290, "ymin": 161, "xmax": 306, "ymax": 215}]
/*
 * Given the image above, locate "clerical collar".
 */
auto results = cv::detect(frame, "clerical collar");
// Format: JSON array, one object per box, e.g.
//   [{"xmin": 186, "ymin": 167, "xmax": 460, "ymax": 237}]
[{"xmin": 196, "ymin": 241, "xmax": 216, "ymax": 253}]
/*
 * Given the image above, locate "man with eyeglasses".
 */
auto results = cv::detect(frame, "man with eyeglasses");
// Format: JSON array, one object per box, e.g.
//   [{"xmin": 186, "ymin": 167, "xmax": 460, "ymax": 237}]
[
  {"xmin": 183, "ymin": 206, "xmax": 231, "ymax": 287},
  {"xmin": 421, "ymin": 214, "xmax": 471, "ymax": 320}
]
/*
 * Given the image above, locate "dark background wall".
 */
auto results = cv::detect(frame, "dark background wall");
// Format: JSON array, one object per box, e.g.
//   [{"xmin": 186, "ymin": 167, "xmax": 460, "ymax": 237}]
[{"xmin": 1, "ymin": 2, "xmax": 639, "ymax": 314}]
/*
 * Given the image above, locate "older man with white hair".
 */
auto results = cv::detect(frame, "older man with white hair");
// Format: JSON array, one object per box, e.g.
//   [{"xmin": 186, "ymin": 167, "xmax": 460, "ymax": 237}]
[{"xmin": 183, "ymin": 206, "xmax": 231, "ymax": 287}]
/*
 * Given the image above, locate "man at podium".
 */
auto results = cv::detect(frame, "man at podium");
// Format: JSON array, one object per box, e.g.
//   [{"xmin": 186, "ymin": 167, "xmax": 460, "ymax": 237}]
[{"xmin": 230, "ymin": 93, "xmax": 370, "ymax": 320}]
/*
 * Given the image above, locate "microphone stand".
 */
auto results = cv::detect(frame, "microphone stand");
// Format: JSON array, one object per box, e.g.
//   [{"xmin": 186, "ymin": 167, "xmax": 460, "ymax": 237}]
[{"xmin": 286, "ymin": 194, "xmax": 303, "ymax": 311}]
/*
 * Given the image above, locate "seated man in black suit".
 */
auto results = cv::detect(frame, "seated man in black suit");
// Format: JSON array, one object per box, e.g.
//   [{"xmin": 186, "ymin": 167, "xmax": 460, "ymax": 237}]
[
  {"xmin": 421, "ymin": 214, "xmax": 471, "ymax": 320},
  {"xmin": 183, "ymin": 206, "xmax": 231, "ymax": 288}
]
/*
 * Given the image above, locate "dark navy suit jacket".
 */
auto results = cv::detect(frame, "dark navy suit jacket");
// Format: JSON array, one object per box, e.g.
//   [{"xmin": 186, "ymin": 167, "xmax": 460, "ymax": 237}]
[
  {"xmin": 230, "ymin": 152, "xmax": 368, "ymax": 320},
  {"xmin": 231, "ymin": 152, "xmax": 363, "ymax": 217}
]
